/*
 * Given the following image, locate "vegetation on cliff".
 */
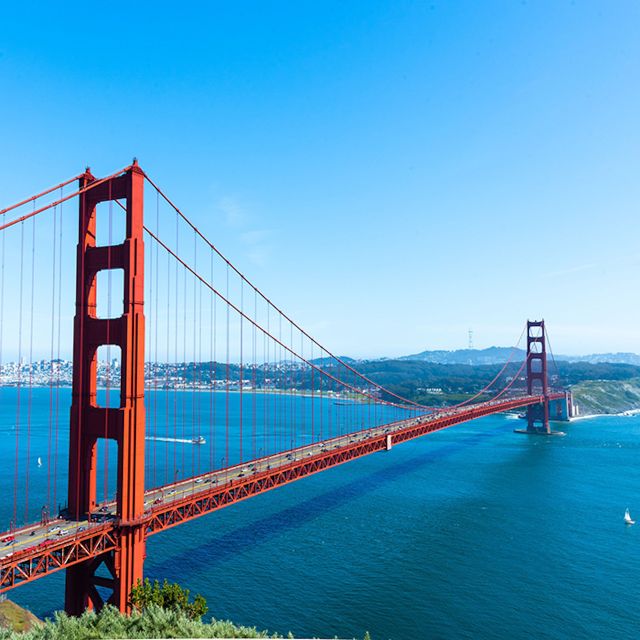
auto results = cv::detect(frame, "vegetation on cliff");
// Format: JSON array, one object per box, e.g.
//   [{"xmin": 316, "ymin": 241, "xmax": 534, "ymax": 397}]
[
  {"xmin": 0, "ymin": 604, "xmax": 282, "ymax": 639},
  {"xmin": 570, "ymin": 377, "xmax": 640, "ymax": 416},
  {"xmin": 355, "ymin": 359, "xmax": 640, "ymax": 408},
  {"xmin": 0, "ymin": 601, "xmax": 41, "ymax": 634},
  {"xmin": 0, "ymin": 580, "xmax": 372, "ymax": 639},
  {"xmin": 0, "ymin": 580, "xmax": 283, "ymax": 639}
]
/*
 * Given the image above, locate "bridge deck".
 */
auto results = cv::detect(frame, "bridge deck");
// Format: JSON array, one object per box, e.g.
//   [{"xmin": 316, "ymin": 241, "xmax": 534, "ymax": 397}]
[{"xmin": 0, "ymin": 393, "xmax": 563, "ymax": 593}]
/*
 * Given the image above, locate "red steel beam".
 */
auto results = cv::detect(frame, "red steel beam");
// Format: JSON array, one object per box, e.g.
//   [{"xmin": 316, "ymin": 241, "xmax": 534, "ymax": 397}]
[
  {"xmin": 144, "ymin": 394, "xmax": 559, "ymax": 535},
  {"xmin": 0, "ymin": 526, "xmax": 118, "ymax": 593}
]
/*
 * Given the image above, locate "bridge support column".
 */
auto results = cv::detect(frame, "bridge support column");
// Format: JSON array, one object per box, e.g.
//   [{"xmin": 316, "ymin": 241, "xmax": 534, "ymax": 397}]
[
  {"xmin": 548, "ymin": 391, "xmax": 573, "ymax": 421},
  {"xmin": 514, "ymin": 320, "xmax": 564, "ymax": 436},
  {"xmin": 65, "ymin": 162, "xmax": 146, "ymax": 614},
  {"xmin": 525, "ymin": 320, "xmax": 550, "ymax": 434}
]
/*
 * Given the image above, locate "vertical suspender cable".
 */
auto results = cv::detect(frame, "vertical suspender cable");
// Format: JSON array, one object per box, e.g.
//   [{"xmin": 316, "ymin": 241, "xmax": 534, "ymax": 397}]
[
  {"xmin": 0, "ymin": 216, "xmax": 4, "ymax": 380},
  {"xmin": 165, "ymin": 246, "xmax": 171, "ymax": 486},
  {"xmin": 0, "ymin": 211, "xmax": 6, "ymax": 517},
  {"xmin": 182, "ymin": 264, "xmax": 187, "ymax": 480},
  {"xmin": 152, "ymin": 190, "xmax": 160, "ymax": 489},
  {"xmin": 47, "ymin": 205, "xmax": 57, "ymax": 512},
  {"xmin": 192, "ymin": 230, "xmax": 197, "ymax": 478},
  {"xmin": 239, "ymin": 279, "xmax": 243, "ymax": 463},
  {"xmin": 273, "ymin": 313, "xmax": 278, "ymax": 456},
  {"xmin": 25, "ymin": 214, "xmax": 37, "ymax": 520},
  {"xmin": 225, "ymin": 262, "xmax": 230, "ymax": 469},
  {"xmin": 298, "ymin": 331, "xmax": 302, "ymax": 448},
  {"xmin": 14, "ymin": 221, "xmax": 25, "ymax": 526},
  {"xmin": 318, "ymin": 349, "xmax": 323, "ymax": 443},
  {"xmin": 311, "ymin": 341, "xmax": 315, "ymax": 445},
  {"xmin": 328, "ymin": 353, "xmax": 333, "ymax": 441},
  {"xmin": 279, "ymin": 314, "xmax": 283, "ymax": 454},
  {"xmin": 291, "ymin": 334, "xmax": 296, "ymax": 446},
  {"xmin": 214, "ymin": 251, "xmax": 217, "ymax": 469},
  {"xmin": 265, "ymin": 302, "xmax": 270, "ymax": 457},
  {"xmin": 54, "ymin": 188, "xmax": 64, "ymax": 512},
  {"xmin": 253, "ymin": 289, "xmax": 257, "ymax": 462},
  {"xmin": 173, "ymin": 209, "xmax": 179, "ymax": 487},
  {"xmin": 197, "ymin": 246, "xmax": 203, "ymax": 475},
  {"xmin": 0, "ymin": 217, "xmax": 4, "ymax": 454}
]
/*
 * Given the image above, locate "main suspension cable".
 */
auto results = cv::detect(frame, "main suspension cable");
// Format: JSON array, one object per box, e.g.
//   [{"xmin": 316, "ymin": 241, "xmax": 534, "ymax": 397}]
[
  {"xmin": 143, "ymin": 224, "xmax": 423, "ymax": 412},
  {"xmin": 142, "ymin": 172, "xmax": 429, "ymax": 410}
]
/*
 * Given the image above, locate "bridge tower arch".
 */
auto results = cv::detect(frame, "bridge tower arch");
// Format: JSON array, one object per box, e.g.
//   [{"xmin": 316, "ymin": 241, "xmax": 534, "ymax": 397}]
[
  {"xmin": 525, "ymin": 319, "xmax": 550, "ymax": 434},
  {"xmin": 65, "ymin": 162, "xmax": 146, "ymax": 614}
]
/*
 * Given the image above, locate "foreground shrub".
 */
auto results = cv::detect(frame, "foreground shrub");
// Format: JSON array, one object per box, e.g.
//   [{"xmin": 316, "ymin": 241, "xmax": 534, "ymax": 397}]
[
  {"xmin": 130, "ymin": 578, "xmax": 208, "ymax": 620},
  {"xmin": 0, "ymin": 604, "xmax": 277, "ymax": 639}
]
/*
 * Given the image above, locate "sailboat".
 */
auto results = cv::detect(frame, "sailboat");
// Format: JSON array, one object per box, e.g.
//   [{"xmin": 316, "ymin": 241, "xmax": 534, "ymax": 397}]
[
  {"xmin": 37, "ymin": 457, "xmax": 42, "ymax": 467},
  {"xmin": 624, "ymin": 508, "xmax": 635, "ymax": 525}
]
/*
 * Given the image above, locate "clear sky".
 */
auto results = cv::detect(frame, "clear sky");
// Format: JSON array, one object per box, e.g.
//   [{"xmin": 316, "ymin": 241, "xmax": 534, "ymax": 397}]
[{"xmin": 1, "ymin": 1, "xmax": 638, "ymax": 359}]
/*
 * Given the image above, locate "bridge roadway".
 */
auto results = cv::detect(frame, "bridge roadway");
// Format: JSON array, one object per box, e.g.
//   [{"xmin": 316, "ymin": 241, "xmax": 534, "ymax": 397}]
[{"xmin": 0, "ymin": 392, "xmax": 564, "ymax": 593}]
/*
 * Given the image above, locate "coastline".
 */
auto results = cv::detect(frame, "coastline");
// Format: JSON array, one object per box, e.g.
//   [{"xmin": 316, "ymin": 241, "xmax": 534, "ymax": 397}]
[
  {"xmin": 3, "ymin": 384, "xmax": 640, "ymax": 418},
  {"xmin": 0, "ymin": 384, "xmax": 365, "ymax": 403},
  {"xmin": 570, "ymin": 408, "xmax": 640, "ymax": 422}
]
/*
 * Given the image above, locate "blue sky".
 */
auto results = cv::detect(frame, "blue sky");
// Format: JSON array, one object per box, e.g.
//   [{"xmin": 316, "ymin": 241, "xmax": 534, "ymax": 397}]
[{"xmin": 1, "ymin": 1, "xmax": 639, "ymax": 358}]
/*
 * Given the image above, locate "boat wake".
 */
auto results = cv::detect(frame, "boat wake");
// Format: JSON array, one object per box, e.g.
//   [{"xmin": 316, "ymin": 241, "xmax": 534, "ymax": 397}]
[{"xmin": 146, "ymin": 435, "xmax": 206, "ymax": 445}]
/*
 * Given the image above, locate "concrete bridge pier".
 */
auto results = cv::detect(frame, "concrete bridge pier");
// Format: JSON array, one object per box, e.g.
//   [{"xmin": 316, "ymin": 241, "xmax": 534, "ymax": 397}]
[{"xmin": 549, "ymin": 391, "xmax": 573, "ymax": 421}]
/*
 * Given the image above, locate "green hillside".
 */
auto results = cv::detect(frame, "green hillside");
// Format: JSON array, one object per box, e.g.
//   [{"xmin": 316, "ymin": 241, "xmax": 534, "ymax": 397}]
[
  {"xmin": 0, "ymin": 601, "xmax": 41, "ymax": 634},
  {"xmin": 570, "ymin": 377, "xmax": 640, "ymax": 416}
]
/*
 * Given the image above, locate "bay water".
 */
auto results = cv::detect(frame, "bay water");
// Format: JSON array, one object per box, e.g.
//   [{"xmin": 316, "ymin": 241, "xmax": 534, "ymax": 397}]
[{"xmin": 2, "ymin": 389, "xmax": 639, "ymax": 639}]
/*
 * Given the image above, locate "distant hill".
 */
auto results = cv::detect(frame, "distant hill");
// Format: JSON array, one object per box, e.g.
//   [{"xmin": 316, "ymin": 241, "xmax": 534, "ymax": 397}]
[
  {"xmin": 400, "ymin": 346, "xmax": 526, "ymax": 365},
  {"xmin": 399, "ymin": 347, "xmax": 640, "ymax": 367},
  {"xmin": 559, "ymin": 352, "xmax": 640, "ymax": 366},
  {"xmin": 310, "ymin": 355, "xmax": 357, "ymax": 366}
]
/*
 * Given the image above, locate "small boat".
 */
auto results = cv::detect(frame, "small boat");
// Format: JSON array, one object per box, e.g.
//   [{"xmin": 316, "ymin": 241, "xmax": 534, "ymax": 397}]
[
  {"xmin": 37, "ymin": 457, "xmax": 42, "ymax": 467},
  {"xmin": 624, "ymin": 508, "xmax": 635, "ymax": 525},
  {"xmin": 191, "ymin": 436, "xmax": 206, "ymax": 445}
]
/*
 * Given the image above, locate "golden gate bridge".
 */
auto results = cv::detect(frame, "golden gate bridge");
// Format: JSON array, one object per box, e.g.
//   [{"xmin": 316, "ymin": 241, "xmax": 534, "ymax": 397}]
[{"xmin": 0, "ymin": 162, "xmax": 570, "ymax": 613}]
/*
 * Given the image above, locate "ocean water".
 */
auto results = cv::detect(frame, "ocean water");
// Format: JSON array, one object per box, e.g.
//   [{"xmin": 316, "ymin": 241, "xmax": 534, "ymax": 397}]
[{"xmin": 3, "ymin": 391, "xmax": 640, "ymax": 639}]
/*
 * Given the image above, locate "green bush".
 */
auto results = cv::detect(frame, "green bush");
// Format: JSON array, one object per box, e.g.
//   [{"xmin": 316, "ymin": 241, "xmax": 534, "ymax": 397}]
[
  {"xmin": 130, "ymin": 578, "xmax": 208, "ymax": 620},
  {"xmin": 0, "ymin": 604, "xmax": 278, "ymax": 639},
  {"xmin": 0, "ymin": 588, "xmax": 374, "ymax": 639}
]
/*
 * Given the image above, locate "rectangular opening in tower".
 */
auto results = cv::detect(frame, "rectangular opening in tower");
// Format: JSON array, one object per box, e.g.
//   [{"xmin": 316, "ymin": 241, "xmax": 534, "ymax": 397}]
[
  {"xmin": 95, "ymin": 438, "xmax": 119, "ymax": 507},
  {"xmin": 95, "ymin": 200, "xmax": 126, "ymax": 247},
  {"xmin": 96, "ymin": 344, "xmax": 122, "ymax": 408},
  {"xmin": 95, "ymin": 269, "xmax": 124, "ymax": 319}
]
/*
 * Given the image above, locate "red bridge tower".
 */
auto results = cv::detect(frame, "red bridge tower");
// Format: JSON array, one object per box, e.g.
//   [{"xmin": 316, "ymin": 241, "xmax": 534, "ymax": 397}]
[
  {"xmin": 65, "ymin": 162, "xmax": 146, "ymax": 614},
  {"xmin": 525, "ymin": 319, "xmax": 550, "ymax": 434}
]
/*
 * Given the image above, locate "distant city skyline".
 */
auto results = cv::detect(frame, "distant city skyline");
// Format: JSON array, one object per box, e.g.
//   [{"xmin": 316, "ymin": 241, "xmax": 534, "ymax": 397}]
[
  {"xmin": 1, "ymin": 2, "xmax": 638, "ymax": 358},
  {"xmin": 2, "ymin": 341, "xmax": 640, "ymax": 373}
]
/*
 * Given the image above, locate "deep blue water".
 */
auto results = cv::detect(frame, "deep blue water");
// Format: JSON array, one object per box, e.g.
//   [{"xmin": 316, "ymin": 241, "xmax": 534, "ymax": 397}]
[{"xmin": 3, "ymin": 390, "xmax": 640, "ymax": 639}]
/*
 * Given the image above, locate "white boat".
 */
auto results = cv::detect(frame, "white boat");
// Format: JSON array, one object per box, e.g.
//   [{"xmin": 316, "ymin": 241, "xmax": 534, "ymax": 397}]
[
  {"xmin": 624, "ymin": 508, "xmax": 635, "ymax": 525},
  {"xmin": 37, "ymin": 457, "xmax": 42, "ymax": 467},
  {"xmin": 192, "ymin": 436, "xmax": 206, "ymax": 445}
]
